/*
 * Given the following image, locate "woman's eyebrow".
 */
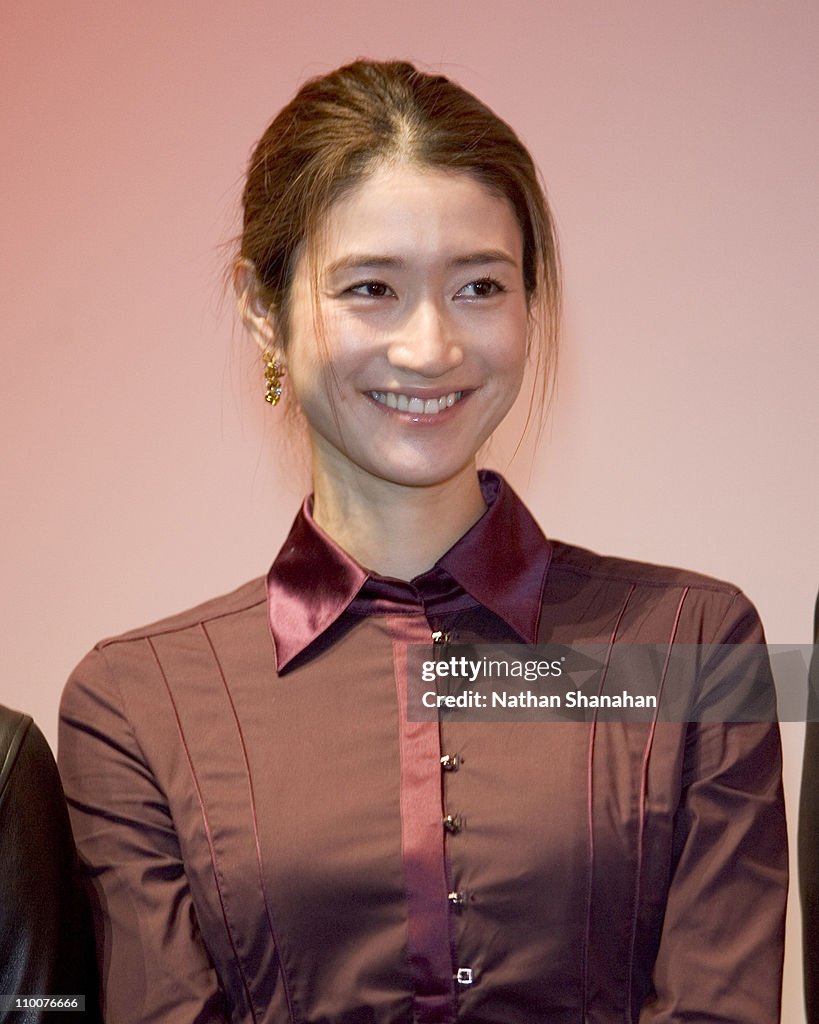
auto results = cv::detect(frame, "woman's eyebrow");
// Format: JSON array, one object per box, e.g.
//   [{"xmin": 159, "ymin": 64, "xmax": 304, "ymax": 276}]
[
  {"xmin": 449, "ymin": 250, "xmax": 519, "ymax": 269},
  {"xmin": 324, "ymin": 250, "xmax": 519, "ymax": 275},
  {"xmin": 325, "ymin": 254, "xmax": 405, "ymax": 275}
]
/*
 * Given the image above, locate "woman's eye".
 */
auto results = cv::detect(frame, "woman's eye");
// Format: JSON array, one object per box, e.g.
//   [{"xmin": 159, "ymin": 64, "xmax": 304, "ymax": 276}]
[
  {"xmin": 347, "ymin": 281, "xmax": 394, "ymax": 298},
  {"xmin": 457, "ymin": 277, "xmax": 505, "ymax": 298}
]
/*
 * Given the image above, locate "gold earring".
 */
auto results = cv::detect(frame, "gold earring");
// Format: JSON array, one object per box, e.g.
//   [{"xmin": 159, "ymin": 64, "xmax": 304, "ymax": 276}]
[{"xmin": 263, "ymin": 351, "xmax": 285, "ymax": 406}]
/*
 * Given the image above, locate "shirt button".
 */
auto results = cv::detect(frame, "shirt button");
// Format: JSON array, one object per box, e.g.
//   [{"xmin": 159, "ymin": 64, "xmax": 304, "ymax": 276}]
[
  {"xmin": 455, "ymin": 967, "xmax": 474, "ymax": 986},
  {"xmin": 443, "ymin": 814, "xmax": 462, "ymax": 834},
  {"xmin": 440, "ymin": 753, "xmax": 460, "ymax": 772},
  {"xmin": 448, "ymin": 890, "xmax": 469, "ymax": 908},
  {"xmin": 431, "ymin": 629, "xmax": 450, "ymax": 645}
]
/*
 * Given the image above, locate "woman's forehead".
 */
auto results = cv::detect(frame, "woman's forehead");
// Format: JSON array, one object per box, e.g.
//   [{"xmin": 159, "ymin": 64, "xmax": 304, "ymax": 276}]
[{"xmin": 311, "ymin": 163, "xmax": 524, "ymax": 272}]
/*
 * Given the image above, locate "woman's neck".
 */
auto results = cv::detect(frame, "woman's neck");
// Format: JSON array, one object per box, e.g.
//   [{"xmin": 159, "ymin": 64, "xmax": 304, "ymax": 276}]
[{"xmin": 310, "ymin": 464, "xmax": 487, "ymax": 580}]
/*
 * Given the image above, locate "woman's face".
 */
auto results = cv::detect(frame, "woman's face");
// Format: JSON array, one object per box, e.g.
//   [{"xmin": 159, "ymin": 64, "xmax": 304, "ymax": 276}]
[{"xmin": 282, "ymin": 162, "xmax": 529, "ymax": 495}]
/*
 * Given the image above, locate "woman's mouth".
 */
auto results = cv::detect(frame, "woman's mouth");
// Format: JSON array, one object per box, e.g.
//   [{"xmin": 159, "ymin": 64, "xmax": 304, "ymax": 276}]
[{"xmin": 368, "ymin": 390, "xmax": 465, "ymax": 415}]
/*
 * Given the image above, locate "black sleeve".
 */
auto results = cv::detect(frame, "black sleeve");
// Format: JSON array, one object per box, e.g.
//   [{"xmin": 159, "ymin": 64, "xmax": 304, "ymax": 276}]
[
  {"xmin": 799, "ymin": 591, "xmax": 819, "ymax": 1024},
  {"xmin": 0, "ymin": 708, "xmax": 100, "ymax": 1023}
]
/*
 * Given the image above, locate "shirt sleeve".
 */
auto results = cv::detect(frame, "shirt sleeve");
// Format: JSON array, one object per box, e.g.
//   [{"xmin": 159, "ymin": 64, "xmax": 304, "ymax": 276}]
[
  {"xmin": 639, "ymin": 593, "xmax": 788, "ymax": 1024},
  {"xmin": 58, "ymin": 648, "xmax": 229, "ymax": 1024}
]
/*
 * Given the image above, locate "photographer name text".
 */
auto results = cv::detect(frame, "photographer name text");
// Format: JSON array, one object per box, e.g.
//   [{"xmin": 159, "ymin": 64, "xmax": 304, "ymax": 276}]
[{"xmin": 421, "ymin": 689, "xmax": 658, "ymax": 709}]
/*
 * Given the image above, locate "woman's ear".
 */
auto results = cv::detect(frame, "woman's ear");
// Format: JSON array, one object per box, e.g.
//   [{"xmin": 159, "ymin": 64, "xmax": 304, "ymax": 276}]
[{"xmin": 234, "ymin": 258, "xmax": 279, "ymax": 354}]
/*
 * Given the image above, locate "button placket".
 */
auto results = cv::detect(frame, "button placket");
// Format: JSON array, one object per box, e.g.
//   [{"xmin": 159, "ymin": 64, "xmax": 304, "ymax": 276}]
[{"xmin": 431, "ymin": 621, "xmax": 473, "ymax": 989}]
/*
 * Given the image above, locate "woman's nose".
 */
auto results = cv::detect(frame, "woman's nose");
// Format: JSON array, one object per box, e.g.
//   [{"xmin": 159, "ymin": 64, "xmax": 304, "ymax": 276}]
[{"xmin": 386, "ymin": 299, "xmax": 464, "ymax": 377}]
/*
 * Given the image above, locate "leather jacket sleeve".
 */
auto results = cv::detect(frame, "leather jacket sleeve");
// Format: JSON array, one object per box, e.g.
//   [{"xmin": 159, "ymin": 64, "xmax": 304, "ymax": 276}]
[
  {"xmin": 0, "ymin": 707, "xmax": 100, "ymax": 1023},
  {"xmin": 800, "ymin": 593, "xmax": 819, "ymax": 1024}
]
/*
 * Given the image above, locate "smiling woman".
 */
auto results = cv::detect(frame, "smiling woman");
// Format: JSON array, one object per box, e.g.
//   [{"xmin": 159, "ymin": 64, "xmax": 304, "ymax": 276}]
[
  {"xmin": 58, "ymin": 60, "xmax": 787, "ymax": 1024},
  {"xmin": 237, "ymin": 163, "xmax": 530, "ymax": 577}
]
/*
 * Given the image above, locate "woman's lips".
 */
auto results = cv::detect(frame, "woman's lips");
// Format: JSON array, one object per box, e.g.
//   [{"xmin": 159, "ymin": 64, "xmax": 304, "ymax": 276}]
[{"xmin": 368, "ymin": 390, "xmax": 465, "ymax": 415}]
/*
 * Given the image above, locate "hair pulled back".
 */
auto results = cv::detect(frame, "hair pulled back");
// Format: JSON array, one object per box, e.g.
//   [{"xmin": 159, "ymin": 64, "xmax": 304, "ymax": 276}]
[{"xmin": 239, "ymin": 59, "xmax": 560, "ymax": 398}]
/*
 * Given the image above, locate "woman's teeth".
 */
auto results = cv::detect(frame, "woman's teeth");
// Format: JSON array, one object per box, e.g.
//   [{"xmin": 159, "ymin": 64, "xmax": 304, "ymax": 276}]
[{"xmin": 369, "ymin": 391, "xmax": 464, "ymax": 415}]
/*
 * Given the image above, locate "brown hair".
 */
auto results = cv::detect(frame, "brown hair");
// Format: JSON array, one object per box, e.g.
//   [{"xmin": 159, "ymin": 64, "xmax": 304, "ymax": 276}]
[{"xmin": 239, "ymin": 58, "xmax": 561, "ymax": 411}]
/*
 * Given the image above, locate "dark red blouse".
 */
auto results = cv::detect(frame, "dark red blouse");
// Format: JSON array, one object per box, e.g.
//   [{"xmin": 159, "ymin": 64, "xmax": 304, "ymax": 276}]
[{"xmin": 59, "ymin": 472, "xmax": 787, "ymax": 1023}]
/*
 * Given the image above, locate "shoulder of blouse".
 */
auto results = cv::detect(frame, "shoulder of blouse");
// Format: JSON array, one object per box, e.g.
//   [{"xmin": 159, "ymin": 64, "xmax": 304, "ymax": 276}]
[
  {"xmin": 91, "ymin": 575, "xmax": 268, "ymax": 651},
  {"xmin": 546, "ymin": 538, "xmax": 744, "ymax": 597},
  {"xmin": 541, "ymin": 539, "xmax": 764, "ymax": 647}
]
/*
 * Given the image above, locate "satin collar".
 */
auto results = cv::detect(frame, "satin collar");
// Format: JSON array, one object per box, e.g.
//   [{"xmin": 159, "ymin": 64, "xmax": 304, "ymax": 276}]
[{"xmin": 267, "ymin": 471, "xmax": 553, "ymax": 671}]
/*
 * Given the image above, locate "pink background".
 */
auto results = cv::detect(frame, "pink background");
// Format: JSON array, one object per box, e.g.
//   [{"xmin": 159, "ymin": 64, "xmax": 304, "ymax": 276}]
[{"xmin": 2, "ymin": 2, "xmax": 816, "ymax": 1016}]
